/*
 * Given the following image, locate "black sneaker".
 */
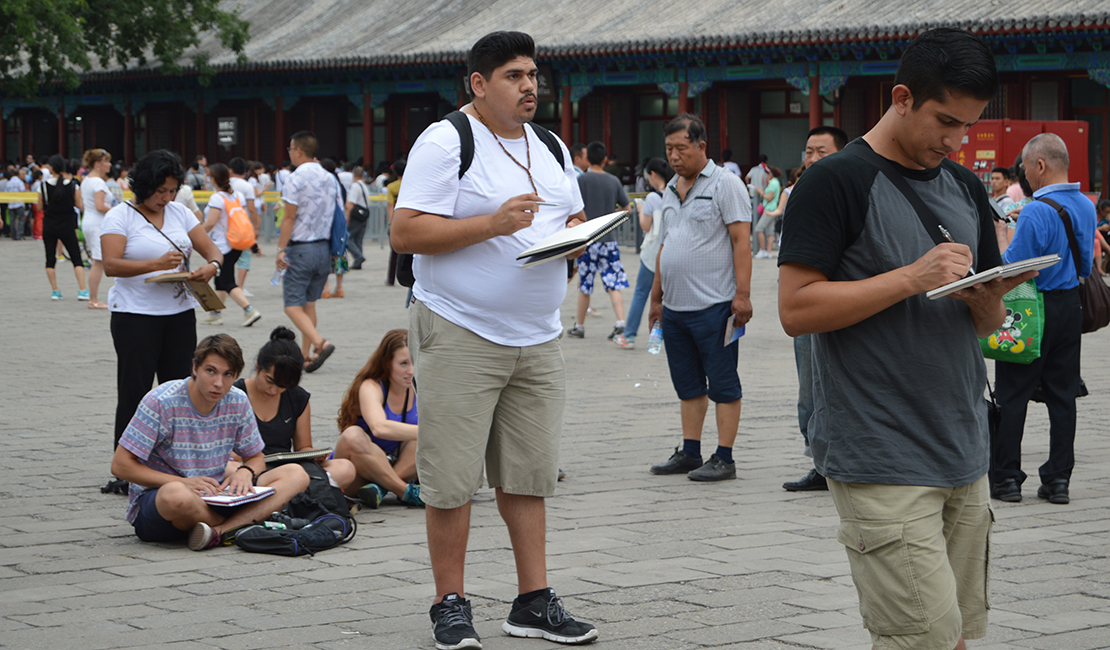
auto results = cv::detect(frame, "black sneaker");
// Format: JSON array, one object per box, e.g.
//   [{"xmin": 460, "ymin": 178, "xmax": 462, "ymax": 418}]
[
  {"xmin": 606, "ymin": 325, "xmax": 622, "ymax": 340},
  {"xmin": 687, "ymin": 454, "xmax": 736, "ymax": 481},
  {"xmin": 649, "ymin": 447, "xmax": 703, "ymax": 475},
  {"xmin": 782, "ymin": 468, "xmax": 828, "ymax": 492},
  {"xmin": 430, "ymin": 593, "xmax": 481, "ymax": 650},
  {"xmin": 567, "ymin": 325, "xmax": 584, "ymax": 338},
  {"xmin": 502, "ymin": 588, "xmax": 598, "ymax": 645}
]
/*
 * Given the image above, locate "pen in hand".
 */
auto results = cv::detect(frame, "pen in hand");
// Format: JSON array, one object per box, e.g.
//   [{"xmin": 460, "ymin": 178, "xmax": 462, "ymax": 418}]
[{"xmin": 938, "ymin": 225, "xmax": 976, "ymax": 275}]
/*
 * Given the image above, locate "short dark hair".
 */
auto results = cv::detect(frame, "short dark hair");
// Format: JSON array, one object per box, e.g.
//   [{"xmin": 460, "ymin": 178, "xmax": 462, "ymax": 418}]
[
  {"xmin": 644, "ymin": 157, "xmax": 675, "ymax": 184},
  {"xmin": 664, "ymin": 113, "xmax": 707, "ymax": 145},
  {"xmin": 1097, "ymin": 199, "xmax": 1110, "ymax": 212},
  {"xmin": 570, "ymin": 143, "xmax": 586, "ymax": 159},
  {"xmin": 807, "ymin": 126, "xmax": 849, "ymax": 152},
  {"xmin": 758, "ymin": 154, "xmax": 768, "ymax": 164},
  {"xmin": 193, "ymin": 333, "xmax": 245, "ymax": 378},
  {"xmin": 228, "ymin": 157, "xmax": 248, "ymax": 175},
  {"xmin": 290, "ymin": 131, "xmax": 318, "ymax": 158},
  {"xmin": 391, "ymin": 159, "xmax": 406, "ymax": 177},
  {"xmin": 722, "ymin": 149, "xmax": 733, "ymax": 162},
  {"xmin": 991, "ymin": 166, "xmax": 1011, "ymax": 180},
  {"xmin": 468, "ymin": 31, "xmax": 535, "ymax": 84},
  {"xmin": 894, "ymin": 28, "xmax": 999, "ymax": 107},
  {"xmin": 255, "ymin": 326, "xmax": 303, "ymax": 390},
  {"xmin": 188, "ymin": 159, "xmax": 200, "ymax": 171},
  {"xmin": 586, "ymin": 141, "xmax": 607, "ymax": 166},
  {"xmin": 131, "ymin": 150, "xmax": 185, "ymax": 203}
]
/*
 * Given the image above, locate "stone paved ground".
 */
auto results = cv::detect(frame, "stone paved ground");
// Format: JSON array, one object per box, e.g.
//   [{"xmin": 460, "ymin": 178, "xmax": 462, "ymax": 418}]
[{"xmin": 2, "ymin": 236, "xmax": 1109, "ymax": 649}]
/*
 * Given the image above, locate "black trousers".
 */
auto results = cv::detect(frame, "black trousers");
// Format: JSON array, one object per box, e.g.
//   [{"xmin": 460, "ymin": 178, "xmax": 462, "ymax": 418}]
[
  {"xmin": 992, "ymin": 288, "xmax": 1081, "ymax": 486},
  {"xmin": 111, "ymin": 310, "xmax": 197, "ymax": 446}
]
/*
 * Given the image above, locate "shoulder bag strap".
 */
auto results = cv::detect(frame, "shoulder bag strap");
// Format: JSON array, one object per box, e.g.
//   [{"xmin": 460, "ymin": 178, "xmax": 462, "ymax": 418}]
[
  {"xmin": 1037, "ymin": 196, "xmax": 1084, "ymax": 283},
  {"xmin": 126, "ymin": 202, "xmax": 190, "ymax": 271},
  {"xmin": 445, "ymin": 111, "xmax": 475, "ymax": 179},
  {"xmin": 844, "ymin": 141, "xmax": 947, "ymax": 247}
]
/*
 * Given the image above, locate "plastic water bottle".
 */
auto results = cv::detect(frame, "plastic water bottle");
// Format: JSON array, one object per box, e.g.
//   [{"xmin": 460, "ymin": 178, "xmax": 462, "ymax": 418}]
[
  {"xmin": 270, "ymin": 268, "xmax": 285, "ymax": 286},
  {"xmin": 647, "ymin": 323, "xmax": 664, "ymax": 355}
]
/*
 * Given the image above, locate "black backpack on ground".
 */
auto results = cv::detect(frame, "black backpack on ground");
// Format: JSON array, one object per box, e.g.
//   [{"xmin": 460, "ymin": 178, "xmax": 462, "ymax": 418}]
[
  {"xmin": 233, "ymin": 491, "xmax": 356, "ymax": 556},
  {"xmin": 395, "ymin": 110, "xmax": 567, "ymax": 288}
]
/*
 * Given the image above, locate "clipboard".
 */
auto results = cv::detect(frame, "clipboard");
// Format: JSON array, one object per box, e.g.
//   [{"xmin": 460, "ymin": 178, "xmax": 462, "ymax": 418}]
[{"xmin": 146, "ymin": 272, "xmax": 226, "ymax": 312}]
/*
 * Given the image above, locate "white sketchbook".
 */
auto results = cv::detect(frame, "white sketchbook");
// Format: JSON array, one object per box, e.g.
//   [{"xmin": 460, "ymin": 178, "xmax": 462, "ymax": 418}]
[
  {"xmin": 516, "ymin": 210, "xmax": 630, "ymax": 268},
  {"xmin": 201, "ymin": 485, "xmax": 275, "ymax": 507},
  {"xmin": 926, "ymin": 254, "xmax": 1060, "ymax": 300}
]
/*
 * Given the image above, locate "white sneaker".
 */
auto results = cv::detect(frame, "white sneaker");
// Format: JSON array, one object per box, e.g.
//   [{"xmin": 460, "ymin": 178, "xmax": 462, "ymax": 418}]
[
  {"xmin": 242, "ymin": 309, "xmax": 262, "ymax": 327},
  {"xmin": 241, "ymin": 287, "xmax": 254, "ymax": 297},
  {"xmin": 203, "ymin": 312, "xmax": 224, "ymax": 326}
]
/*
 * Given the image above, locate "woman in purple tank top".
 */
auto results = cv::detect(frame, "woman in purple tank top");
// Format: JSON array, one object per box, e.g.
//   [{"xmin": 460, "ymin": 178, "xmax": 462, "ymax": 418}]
[{"xmin": 333, "ymin": 329, "xmax": 422, "ymax": 508}]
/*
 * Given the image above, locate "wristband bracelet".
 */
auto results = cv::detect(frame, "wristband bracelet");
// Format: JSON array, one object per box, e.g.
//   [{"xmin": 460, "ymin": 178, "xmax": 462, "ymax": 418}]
[
  {"xmin": 208, "ymin": 259, "xmax": 222, "ymax": 273},
  {"xmin": 235, "ymin": 464, "xmax": 256, "ymax": 480}
]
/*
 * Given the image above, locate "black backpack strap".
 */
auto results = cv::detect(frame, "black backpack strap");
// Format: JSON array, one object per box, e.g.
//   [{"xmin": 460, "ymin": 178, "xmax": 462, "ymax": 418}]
[
  {"xmin": 528, "ymin": 122, "xmax": 566, "ymax": 169},
  {"xmin": 445, "ymin": 110, "xmax": 566, "ymax": 179},
  {"xmin": 844, "ymin": 141, "xmax": 947, "ymax": 247},
  {"xmin": 444, "ymin": 111, "xmax": 475, "ymax": 179},
  {"xmin": 1037, "ymin": 196, "xmax": 1085, "ymax": 282}
]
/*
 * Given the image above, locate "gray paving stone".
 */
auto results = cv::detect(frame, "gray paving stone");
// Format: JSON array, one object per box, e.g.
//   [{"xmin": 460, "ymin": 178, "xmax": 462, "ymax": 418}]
[{"xmin": 3, "ymin": 240, "xmax": 1110, "ymax": 649}]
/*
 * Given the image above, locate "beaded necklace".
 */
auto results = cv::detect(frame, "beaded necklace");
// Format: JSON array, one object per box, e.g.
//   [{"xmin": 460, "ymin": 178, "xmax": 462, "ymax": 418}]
[{"xmin": 473, "ymin": 106, "xmax": 538, "ymax": 195}]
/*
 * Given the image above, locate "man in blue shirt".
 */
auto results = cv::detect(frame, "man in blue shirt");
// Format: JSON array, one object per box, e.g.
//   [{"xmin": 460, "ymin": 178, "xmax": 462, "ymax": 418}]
[{"xmin": 992, "ymin": 133, "xmax": 1096, "ymax": 505}]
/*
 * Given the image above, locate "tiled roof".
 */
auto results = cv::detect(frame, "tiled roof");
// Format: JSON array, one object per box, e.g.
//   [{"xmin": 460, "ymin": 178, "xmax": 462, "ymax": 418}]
[{"xmin": 106, "ymin": 0, "xmax": 1110, "ymax": 73}]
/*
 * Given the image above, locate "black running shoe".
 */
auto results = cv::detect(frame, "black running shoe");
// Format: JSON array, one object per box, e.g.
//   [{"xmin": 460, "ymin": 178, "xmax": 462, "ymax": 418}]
[
  {"xmin": 649, "ymin": 447, "xmax": 703, "ymax": 475},
  {"xmin": 502, "ymin": 588, "xmax": 598, "ymax": 644},
  {"xmin": 430, "ymin": 593, "xmax": 481, "ymax": 650}
]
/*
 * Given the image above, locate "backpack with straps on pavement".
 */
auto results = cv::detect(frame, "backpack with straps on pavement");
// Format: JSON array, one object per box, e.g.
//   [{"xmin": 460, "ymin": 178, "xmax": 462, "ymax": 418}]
[{"xmin": 395, "ymin": 111, "xmax": 567, "ymax": 288}]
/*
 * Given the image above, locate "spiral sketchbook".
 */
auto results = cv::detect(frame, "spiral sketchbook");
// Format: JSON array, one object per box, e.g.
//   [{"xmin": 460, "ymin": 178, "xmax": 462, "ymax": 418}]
[
  {"xmin": 926, "ymin": 254, "xmax": 1060, "ymax": 300},
  {"xmin": 516, "ymin": 210, "xmax": 630, "ymax": 268}
]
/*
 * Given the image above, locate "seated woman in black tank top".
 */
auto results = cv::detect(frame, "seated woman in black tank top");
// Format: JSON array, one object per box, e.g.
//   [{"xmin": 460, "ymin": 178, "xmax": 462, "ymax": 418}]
[
  {"xmin": 334, "ymin": 329, "xmax": 422, "ymax": 508},
  {"xmin": 228, "ymin": 327, "xmax": 355, "ymax": 489}
]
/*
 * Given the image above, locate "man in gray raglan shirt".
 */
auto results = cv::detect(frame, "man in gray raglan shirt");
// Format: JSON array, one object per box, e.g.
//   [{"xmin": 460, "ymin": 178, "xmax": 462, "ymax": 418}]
[{"xmin": 778, "ymin": 29, "xmax": 1035, "ymax": 650}]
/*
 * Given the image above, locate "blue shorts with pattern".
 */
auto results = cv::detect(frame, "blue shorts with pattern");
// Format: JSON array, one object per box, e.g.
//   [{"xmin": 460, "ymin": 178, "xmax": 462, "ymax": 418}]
[{"xmin": 577, "ymin": 241, "xmax": 628, "ymax": 295}]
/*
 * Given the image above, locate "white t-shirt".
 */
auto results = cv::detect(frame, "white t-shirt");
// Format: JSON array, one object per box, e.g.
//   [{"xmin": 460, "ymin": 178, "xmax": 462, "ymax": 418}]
[
  {"xmin": 81, "ymin": 175, "xmax": 112, "ymax": 226},
  {"xmin": 338, "ymin": 170, "xmax": 354, "ymax": 191},
  {"xmin": 275, "ymin": 168, "xmax": 291, "ymax": 193},
  {"xmin": 282, "ymin": 161, "xmax": 337, "ymax": 243},
  {"xmin": 205, "ymin": 190, "xmax": 247, "ymax": 254},
  {"xmin": 101, "ymin": 201, "xmax": 199, "ymax": 315},
  {"xmin": 639, "ymin": 191, "xmax": 665, "ymax": 273},
  {"xmin": 397, "ymin": 114, "xmax": 584, "ymax": 347},
  {"xmin": 347, "ymin": 181, "xmax": 370, "ymax": 210},
  {"xmin": 723, "ymin": 161, "xmax": 742, "ymax": 177},
  {"xmin": 174, "ymin": 185, "xmax": 201, "ymax": 220}
]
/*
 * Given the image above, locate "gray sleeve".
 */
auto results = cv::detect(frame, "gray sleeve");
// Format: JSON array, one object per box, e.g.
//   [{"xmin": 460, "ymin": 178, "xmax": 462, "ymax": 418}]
[{"xmin": 717, "ymin": 173, "xmax": 752, "ymax": 224}]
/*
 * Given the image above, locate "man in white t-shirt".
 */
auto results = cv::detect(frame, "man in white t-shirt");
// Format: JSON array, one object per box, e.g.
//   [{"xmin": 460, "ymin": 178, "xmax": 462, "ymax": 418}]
[
  {"xmin": 275, "ymin": 131, "xmax": 338, "ymax": 373},
  {"xmin": 275, "ymin": 161, "xmax": 292, "ymax": 194},
  {"xmin": 337, "ymin": 163, "xmax": 354, "ymax": 192},
  {"xmin": 392, "ymin": 30, "xmax": 599, "ymax": 650},
  {"xmin": 344, "ymin": 167, "xmax": 371, "ymax": 269}
]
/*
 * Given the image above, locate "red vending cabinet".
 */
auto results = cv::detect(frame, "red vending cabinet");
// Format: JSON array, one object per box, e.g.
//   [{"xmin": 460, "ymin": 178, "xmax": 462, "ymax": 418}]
[{"xmin": 949, "ymin": 120, "xmax": 1089, "ymax": 192}]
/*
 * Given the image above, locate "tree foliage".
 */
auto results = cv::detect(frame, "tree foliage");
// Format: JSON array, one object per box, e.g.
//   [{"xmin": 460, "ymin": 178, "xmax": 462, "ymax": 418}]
[{"xmin": 0, "ymin": 0, "xmax": 250, "ymax": 98}]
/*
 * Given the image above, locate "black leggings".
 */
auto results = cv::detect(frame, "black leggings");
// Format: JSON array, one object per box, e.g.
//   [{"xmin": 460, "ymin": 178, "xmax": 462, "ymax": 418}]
[
  {"xmin": 111, "ymin": 310, "xmax": 197, "ymax": 446},
  {"xmin": 44, "ymin": 228, "xmax": 83, "ymax": 269},
  {"xmin": 214, "ymin": 248, "xmax": 243, "ymax": 292}
]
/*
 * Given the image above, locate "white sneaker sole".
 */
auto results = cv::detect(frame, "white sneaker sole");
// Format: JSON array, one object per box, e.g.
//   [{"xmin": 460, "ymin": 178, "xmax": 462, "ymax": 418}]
[
  {"xmin": 242, "ymin": 311, "xmax": 262, "ymax": 327},
  {"xmin": 502, "ymin": 621, "xmax": 599, "ymax": 644},
  {"xmin": 187, "ymin": 522, "xmax": 215, "ymax": 551},
  {"xmin": 433, "ymin": 634, "xmax": 482, "ymax": 650}
]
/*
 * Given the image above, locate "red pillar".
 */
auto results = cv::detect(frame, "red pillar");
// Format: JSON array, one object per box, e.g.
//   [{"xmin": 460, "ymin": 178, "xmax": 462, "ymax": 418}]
[
  {"xmin": 362, "ymin": 93, "xmax": 373, "ymax": 168},
  {"xmin": 124, "ymin": 103, "xmax": 134, "ymax": 165},
  {"xmin": 678, "ymin": 82, "xmax": 690, "ymax": 115},
  {"xmin": 718, "ymin": 88, "xmax": 729, "ymax": 154},
  {"xmin": 196, "ymin": 96, "xmax": 206, "ymax": 158},
  {"xmin": 809, "ymin": 75, "xmax": 822, "ymax": 130},
  {"xmin": 274, "ymin": 96, "xmax": 285, "ymax": 162},
  {"xmin": 561, "ymin": 86, "xmax": 572, "ymax": 144},
  {"xmin": 57, "ymin": 106, "xmax": 66, "ymax": 158},
  {"xmin": 602, "ymin": 92, "xmax": 611, "ymax": 152}
]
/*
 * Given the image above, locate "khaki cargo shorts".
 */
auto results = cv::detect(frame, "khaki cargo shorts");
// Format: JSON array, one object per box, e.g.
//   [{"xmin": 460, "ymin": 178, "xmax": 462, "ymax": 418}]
[
  {"xmin": 409, "ymin": 300, "xmax": 565, "ymax": 510},
  {"xmin": 828, "ymin": 474, "xmax": 992, "ymax": 650}
]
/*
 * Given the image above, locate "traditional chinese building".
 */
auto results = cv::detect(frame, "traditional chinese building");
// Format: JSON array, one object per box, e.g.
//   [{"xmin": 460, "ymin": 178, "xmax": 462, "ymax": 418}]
[{"xmin": 3, "ymin": 1, "xmax": 1109, "ymax": 195}]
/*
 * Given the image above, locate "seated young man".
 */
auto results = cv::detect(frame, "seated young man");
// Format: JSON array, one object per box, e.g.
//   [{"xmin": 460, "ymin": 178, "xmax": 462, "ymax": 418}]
[{"xmin": 111, "ymin": 333, "xmax": 310, "ymax": 551}]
